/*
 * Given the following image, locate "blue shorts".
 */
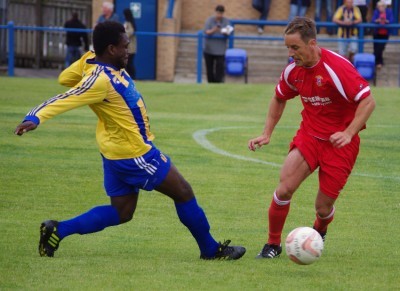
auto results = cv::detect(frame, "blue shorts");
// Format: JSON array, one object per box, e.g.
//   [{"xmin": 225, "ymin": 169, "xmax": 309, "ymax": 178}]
[{"xmin": 102, "ymin": 147, "xmax": 171, "ymax": 197}]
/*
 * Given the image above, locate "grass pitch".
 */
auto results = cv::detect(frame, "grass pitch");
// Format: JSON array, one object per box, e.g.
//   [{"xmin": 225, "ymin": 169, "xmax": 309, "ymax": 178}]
[{"xmin": 0, "ymin": 77, "xmax": 399, "ymax": 290}]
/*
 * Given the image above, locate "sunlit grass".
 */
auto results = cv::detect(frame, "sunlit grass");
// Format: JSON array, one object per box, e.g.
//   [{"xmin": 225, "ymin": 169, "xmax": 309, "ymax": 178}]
[{"xmin": 0, "ymin": 77, "xmax": 399, "ymax": 290}]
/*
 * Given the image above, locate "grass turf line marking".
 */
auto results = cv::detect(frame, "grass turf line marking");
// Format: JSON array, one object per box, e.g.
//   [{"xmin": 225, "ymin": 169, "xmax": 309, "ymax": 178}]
[
  {"xmin": 192, "ymin": 127, "xmax": 281, "ymax": 168},
  {"xmin": 192, "ymin": 127, "xmax": 400, "ymax": 181}
]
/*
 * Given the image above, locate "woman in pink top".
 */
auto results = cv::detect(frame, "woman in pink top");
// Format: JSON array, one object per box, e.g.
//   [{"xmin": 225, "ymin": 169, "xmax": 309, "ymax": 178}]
[{"xmin": 371, "ymin": 1, "xmax": 394, "ymax": 69}]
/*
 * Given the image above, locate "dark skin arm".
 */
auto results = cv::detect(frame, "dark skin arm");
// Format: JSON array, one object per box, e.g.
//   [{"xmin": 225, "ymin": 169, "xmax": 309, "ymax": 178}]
[{"xmin": 14, "ymin": 121, "xmax": 37, "ymax": 136}]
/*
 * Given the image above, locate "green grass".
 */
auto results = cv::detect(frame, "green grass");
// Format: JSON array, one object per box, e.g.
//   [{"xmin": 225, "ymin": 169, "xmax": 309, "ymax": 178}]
[{"xmin": 0, "ymin": 77, "xmax": 399, "ymax": 290}]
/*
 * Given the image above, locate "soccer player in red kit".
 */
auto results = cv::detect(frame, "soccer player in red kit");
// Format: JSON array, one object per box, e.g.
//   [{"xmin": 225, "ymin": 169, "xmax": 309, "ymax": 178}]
[{"xmin": 248, "ymin": 17, "xmax": 376, "ymax": 258}]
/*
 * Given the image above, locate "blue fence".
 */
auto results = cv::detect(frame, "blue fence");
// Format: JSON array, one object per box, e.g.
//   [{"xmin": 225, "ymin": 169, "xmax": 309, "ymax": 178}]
[
  {"xmin": 166, "ymin": 0, "xmax": 175, "ymax": 19},
  {"xmin": 1, "ymin": 20, "xmax": 400, "ymax": 84},
  {"xmin": 229, "ymin": 20, "xmax": 400, "ymax": 52}
]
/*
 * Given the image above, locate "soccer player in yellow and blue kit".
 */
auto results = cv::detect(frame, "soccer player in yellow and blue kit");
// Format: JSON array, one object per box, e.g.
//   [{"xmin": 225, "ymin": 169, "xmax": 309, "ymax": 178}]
[{"xmin": 14, "ymin": 21, "xmax": 246, "ymax": 260}]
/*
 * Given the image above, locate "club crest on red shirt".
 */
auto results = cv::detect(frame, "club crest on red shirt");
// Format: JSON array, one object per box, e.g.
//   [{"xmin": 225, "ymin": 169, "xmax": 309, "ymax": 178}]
[{"xmin": 315, "ymin": 75, "xmax": 323, "ymax": 87}]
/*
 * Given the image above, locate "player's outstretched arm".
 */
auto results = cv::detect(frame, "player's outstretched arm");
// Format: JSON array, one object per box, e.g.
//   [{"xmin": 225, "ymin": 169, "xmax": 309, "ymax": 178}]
[
  {"xmin": 14, "ymin": 121, "xmax": 37, "ymax": 136},
  {"xmin": 248, "ymin": 94, "xmax": 286, "ymax": 151}
]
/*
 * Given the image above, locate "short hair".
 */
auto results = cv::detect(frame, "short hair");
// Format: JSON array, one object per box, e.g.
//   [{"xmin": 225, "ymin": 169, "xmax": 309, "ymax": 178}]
[
  {"xmin": 377, "ymin": 0, "xmax": 386, "ymax": 7},
  {"xmin": 102, "ymin": 2, "xmax": 114, "ymax": 10},
  {"xmin": 215, "ymin": 5, "xmax": 225, "ymax": 12},
  {"xmin": 93, "ymin": 21, "xmax": 125, "ymax": 56},
  {"xmin": 284, "ymin": 17, "xmax": 317, "ymax": 43}
]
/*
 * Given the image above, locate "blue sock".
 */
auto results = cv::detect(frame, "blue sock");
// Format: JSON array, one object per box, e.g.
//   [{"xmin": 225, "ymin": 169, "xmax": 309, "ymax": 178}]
[
  {"xmin": 175, "ymin": 198, "xmax": 219, "ymax": 257},
  {"xmin": 57, "ymin": 205, "xmax": 120, "ymax": 240}
]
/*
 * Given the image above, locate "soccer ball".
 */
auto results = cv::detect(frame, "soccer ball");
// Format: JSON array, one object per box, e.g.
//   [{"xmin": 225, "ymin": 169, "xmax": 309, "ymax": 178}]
[{"xmin": 285, "ymin": 227, "xmax": 324, "ymax": 265}]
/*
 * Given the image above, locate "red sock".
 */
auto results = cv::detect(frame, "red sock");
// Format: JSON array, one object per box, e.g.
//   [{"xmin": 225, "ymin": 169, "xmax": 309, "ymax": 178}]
[
  {"xmin": 267, "ymin": 192, "xmax": 290, "ymax": 246},
  {"xmin": 313, "ymin": 206, "xmax": 335, "ymax": 233}
]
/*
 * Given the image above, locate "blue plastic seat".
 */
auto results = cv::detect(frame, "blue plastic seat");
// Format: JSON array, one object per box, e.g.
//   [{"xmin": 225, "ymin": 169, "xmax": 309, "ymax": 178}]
[
  {"xmin": 225, "ymin": 48, "xmax": 248, "ymax": 83},
  {"xmin": 353, "ymin": 53, "xmax": 376, "ymax": 86}
]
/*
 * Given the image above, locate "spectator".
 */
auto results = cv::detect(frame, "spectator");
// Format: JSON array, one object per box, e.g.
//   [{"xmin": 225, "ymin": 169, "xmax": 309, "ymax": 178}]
[
  {"xmin": 333, "ymin": 0, "xmax": 362, "ymax": 62},
  {"xmin": 371, "ymin": 0, "xmax": 387, "ymax": 9},
  {"xmin": 288, "ymin": 0, "xmax": 311, "ymax": 21},
  {"xmin": 314, "ymin": 0, "xmax": 334, "ymax": 34},
  {"xmin": 97, "ymin": 1, "xmax": 119, "ymax": 23},
  {"xmin": 353, "ymin": 0, "xmax": 371, "ymax": 23},
  {"xmin": 64, "ymin": 12, "xmax": 89, "ymax": 68},
  {"xmin": 123, "ymin": 8, "xmax": 137, "ymax": 79},
  {"xmin": 371, "ymin": 0, "xmax": 394, "ymax": 69},
  {"xmin": 252, "ymin": 0, "xmax": 271, "ymax": 34},
  {"xmin": 203, "ymin": 5, "xmax": 230, "ymax": 83}
]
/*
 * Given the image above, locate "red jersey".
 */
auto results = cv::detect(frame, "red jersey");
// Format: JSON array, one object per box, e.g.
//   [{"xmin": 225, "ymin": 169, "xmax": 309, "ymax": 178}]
[{"xmin": 275, "ymin": 48, "xmax": 371, "ymax": 140}]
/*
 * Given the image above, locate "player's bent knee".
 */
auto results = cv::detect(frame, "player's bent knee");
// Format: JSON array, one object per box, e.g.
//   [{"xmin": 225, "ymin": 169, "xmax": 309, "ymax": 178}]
[
  {"xmin": 118, "ymin": 211, "xmax": 134, "ymax": 224},
  {"xmin": 276, "ymin": 185, "xmax": 295, "ymax": 200}
]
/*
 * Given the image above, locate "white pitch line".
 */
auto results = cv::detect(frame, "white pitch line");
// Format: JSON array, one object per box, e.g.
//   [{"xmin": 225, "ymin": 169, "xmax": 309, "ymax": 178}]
[
  {"xmin": 192, "ymin": 127, "xmax": 400, "ymax": 181},
  {"xmin": 192, "ymin": 127, "xmax": 282, "ymax": 168}
]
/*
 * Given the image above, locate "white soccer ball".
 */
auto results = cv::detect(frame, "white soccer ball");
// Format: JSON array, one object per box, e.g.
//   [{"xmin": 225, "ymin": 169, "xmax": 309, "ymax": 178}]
[{"xmin": 285, "ymin": 227, "xmax": 324, "ymax": 265}]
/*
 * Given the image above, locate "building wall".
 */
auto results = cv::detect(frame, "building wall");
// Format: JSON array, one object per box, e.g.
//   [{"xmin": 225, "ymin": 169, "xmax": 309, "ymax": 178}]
[
  {"xmin": 92, "ymin": 0, "xmax": 180, "ymax": 81},
  {"xmin": 156, "ymin": 0, "xmax": 182, "ymax": 81},
  {"xmin": 91, "ymin": 0, "xmax": 317, "ymax": 32},
  {"xmin": 181, "ymin": 0, "xmax": 315, "ymax": 34},
  {"xmin": 90, "ymin": 0, "xmax": 351, "ymax": 81}
]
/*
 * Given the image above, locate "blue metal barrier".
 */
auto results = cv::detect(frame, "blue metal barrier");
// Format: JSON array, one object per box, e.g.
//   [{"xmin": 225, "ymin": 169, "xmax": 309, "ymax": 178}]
[
  {"xmin": 7, "ymin": 21, "xmax": 14, "ymax": 77},
  {"xmin": 197, "ymin": 30, "xmax": 203, "ymax": 84},
  {"xmin": 166, "ymin": 0, "xmax": 175, "ymax": 19},
  {"xmin": 1, "ymin": 22, "xmax": 92, "ymax": 77},
  {"xmin": 229, "ymin": 19, "xmax": 400, "ymax": 53},
  {"xmin": 1, "ymin": 20, "xmax": 400, "ymax": 83}
]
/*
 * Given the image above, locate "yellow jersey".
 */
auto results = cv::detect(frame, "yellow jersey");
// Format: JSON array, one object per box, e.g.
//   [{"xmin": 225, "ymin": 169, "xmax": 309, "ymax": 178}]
[
  {"xmin": 333, "ymin": 5, "xmax": 362, "ymax": 38},
  {"xmin": 24, "ymin": 51, "xmax": 154, "ymax": 160}
]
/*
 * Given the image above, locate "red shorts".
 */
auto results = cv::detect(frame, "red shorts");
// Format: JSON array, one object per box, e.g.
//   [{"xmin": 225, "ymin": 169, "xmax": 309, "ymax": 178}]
[{"xmin": 289, "ymin": 129, "xmax": 360, "ymax": 199}]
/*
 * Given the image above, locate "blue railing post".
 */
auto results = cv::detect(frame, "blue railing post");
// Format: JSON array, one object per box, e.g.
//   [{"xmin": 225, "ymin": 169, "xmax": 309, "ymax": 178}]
[
  {"xmin": 358, "ymin": 24, "xmax": 364, "ymax": 53},
  {"xmin": 166, "ymin": 0, "xmax": 175, "ymax": 18},
  {"xmin": 7, "ymin": 21, "xmax": 14, "ymax": 77},
  {"xmin": 197, "ymin": 30, "xmax": 203, "ymax": 84},
  {"xmin": 228, "ymin": 24, "xmax": 234, "ymax": 48}
]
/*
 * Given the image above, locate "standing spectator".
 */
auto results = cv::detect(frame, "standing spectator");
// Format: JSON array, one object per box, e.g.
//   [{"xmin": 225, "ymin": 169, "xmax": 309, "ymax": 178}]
[
  {"xmin": 353, "ymin": 0, "xmax": 371, "ymax": 24},
  {"xmin": 203, "ymin": 5, "xmax": 230, "ymax": 83},
  {"xmin": 97, "ymin": 1, "xmax": 119, "ymax": 23},
  {"xmin": 333, "ymin": 0, "xmax": 362, "ymax": 62},
  {"xmin": 353, "ymin": 0, "xmax": 372, "ymax": 34},
  {"xmin": 123, "ymin": 8, "xmax": 137, "ymax": 79},
  {"xmin": 64, "ymin": 12, "xmax": 89, "ymax": 68},
  {"xmin": 288, "ymin": 0, "xmax": 311, "ymax": 21},
  {"xmin": 314, "ymin": 0, "xmax": 334, "ymax": 34},
  {"xmin": 248, "ymin": 17, "xmax": 375, "ymax": 259},
  {"xmin": 252, "ymin": 0, "xmax": 271, "ymax": 34},
  {"xmin": 371, "ymin": 0, "xmax": 394, "ymax": 69},
  {"xmin": 371, "ymin": 0, "xmax": 389, "ymax": 9}
]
